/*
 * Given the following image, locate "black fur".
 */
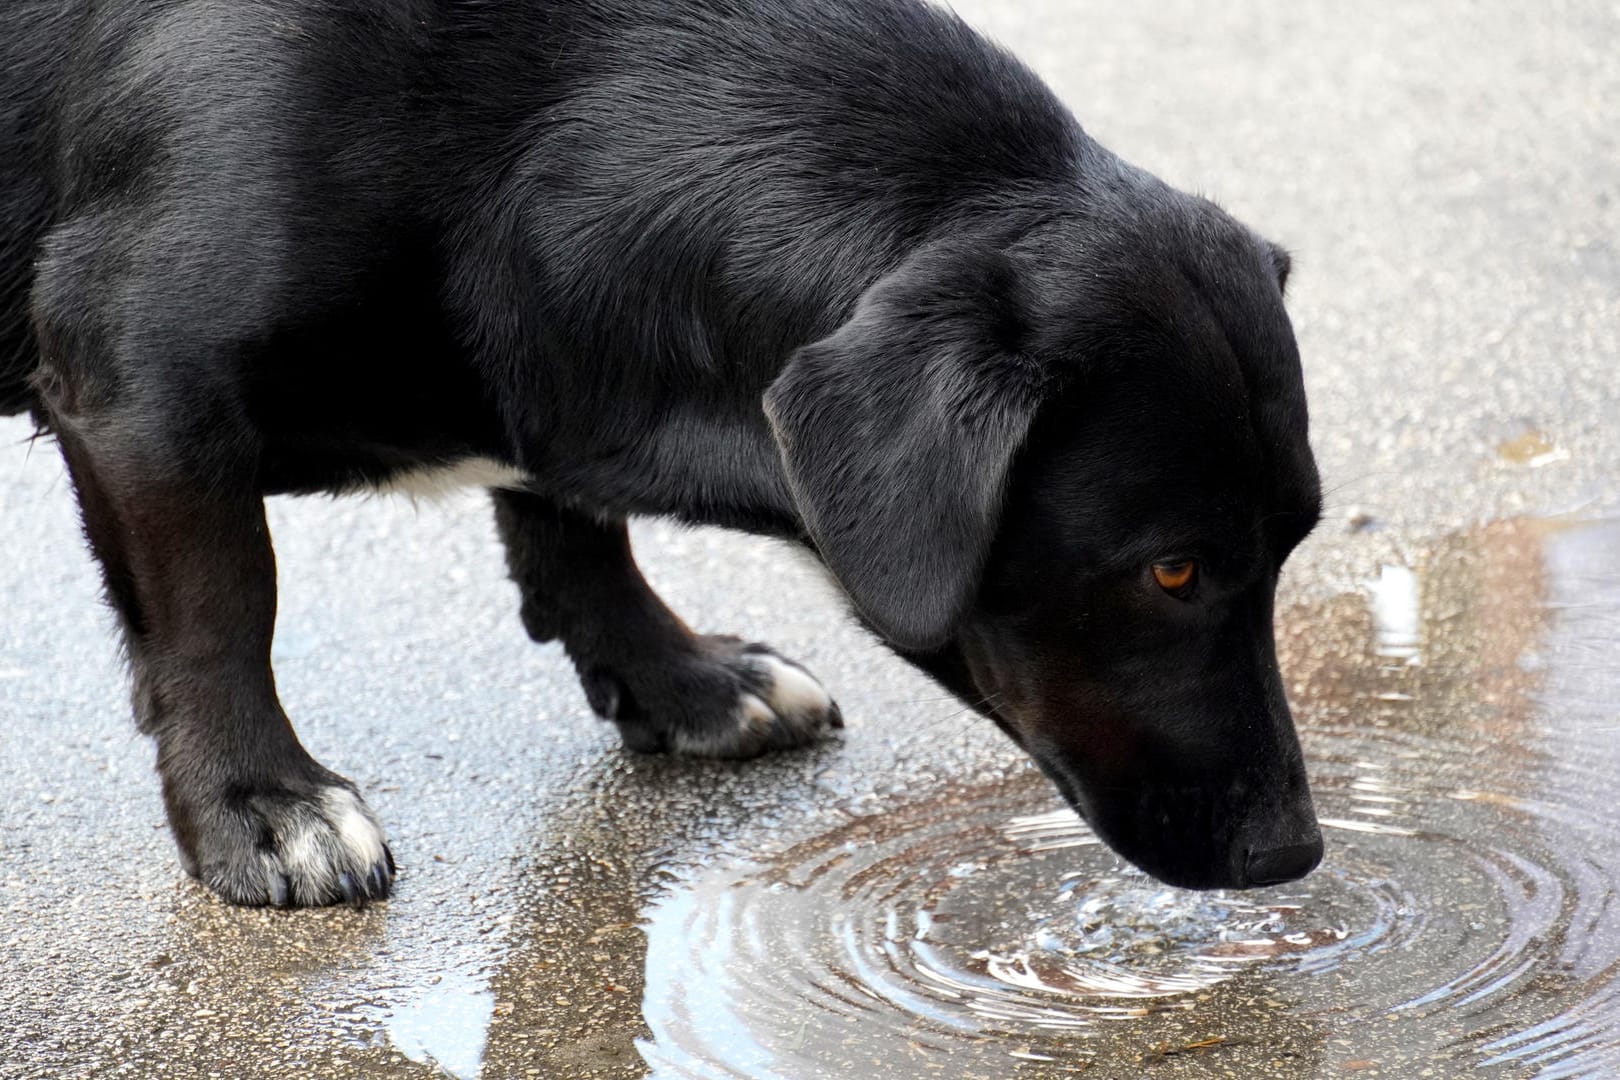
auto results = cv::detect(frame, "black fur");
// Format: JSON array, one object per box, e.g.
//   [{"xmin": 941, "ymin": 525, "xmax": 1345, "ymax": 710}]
[{"xmin": 2, "ymin": 0, "xmax": 1323, "ymax": 905}]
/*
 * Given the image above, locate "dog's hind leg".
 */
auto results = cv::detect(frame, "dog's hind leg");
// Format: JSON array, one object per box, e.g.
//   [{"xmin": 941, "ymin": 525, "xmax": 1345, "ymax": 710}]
[
  {"xmin": 31, "ymin": 256, "xmax": 394, "ymax": 910},
  {"xmin": 493, "ymin": 490, "xmax": 842, "ymax": 757}
]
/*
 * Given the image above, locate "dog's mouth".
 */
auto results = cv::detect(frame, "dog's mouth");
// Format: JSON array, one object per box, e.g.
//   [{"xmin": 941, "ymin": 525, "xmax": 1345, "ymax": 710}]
[
  {"xmin": 943, "ymin": 632, "xmax": 1321, "ymax": 890},
  {"xmin": 989, "ymin": 708, "xmax": 1322, "ymax": 891}
]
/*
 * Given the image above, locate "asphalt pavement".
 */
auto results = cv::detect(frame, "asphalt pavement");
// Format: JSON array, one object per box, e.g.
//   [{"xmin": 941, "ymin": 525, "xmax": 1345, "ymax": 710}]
[{"xmin": 2, "ymin": 2, "xmax": 1617, "ymax": 1077}]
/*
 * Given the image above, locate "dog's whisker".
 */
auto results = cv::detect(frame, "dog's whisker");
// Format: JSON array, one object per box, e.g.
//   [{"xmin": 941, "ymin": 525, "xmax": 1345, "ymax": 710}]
[
  {"xmin": 1316, "ymin": 472, "xmax": 1407, "ymax": 504},
  {"xmin": 932, "ymin": 690, "xmax": 1008, "ymax": 730}
]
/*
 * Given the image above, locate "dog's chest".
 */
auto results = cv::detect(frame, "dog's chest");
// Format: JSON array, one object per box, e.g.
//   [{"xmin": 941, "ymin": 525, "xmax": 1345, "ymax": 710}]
[{"xmin": 366, "ymin": 457, "xmax": 532, "ymax": 500}]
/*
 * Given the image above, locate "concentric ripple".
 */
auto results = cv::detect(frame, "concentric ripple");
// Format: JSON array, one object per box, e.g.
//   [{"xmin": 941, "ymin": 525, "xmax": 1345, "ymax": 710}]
[{"xmin": 638, "ymin": 521, "xmax": 1620, "ymax": 1079}]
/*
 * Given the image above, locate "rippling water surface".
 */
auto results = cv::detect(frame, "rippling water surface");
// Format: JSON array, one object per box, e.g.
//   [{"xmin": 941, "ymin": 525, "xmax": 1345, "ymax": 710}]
[{"xmin": 637, "ymin": 520, "xmax": 1620, "ymax": 1078}]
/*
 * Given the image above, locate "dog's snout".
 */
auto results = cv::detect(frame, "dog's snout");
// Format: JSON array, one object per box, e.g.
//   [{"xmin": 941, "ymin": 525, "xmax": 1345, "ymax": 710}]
[{"xmin": 1244, "ymin": 837, "xmax": 1324, "ymax": 887}]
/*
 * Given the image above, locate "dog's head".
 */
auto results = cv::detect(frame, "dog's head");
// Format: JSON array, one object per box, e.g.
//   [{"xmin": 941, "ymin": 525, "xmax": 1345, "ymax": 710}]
[{"xmin": 765, "ymin": 182, "xmax": 1322, "ymax": 890}]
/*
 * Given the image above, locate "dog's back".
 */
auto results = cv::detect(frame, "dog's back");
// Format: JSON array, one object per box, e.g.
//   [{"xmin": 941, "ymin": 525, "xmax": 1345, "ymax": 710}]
[
  {"xmin": 1, "ymin": 0, "xmax": 1078, "ymax": 429},
  {"xmin": 0, "ymin": 1, "xmax": 70, "ymax": 418}
]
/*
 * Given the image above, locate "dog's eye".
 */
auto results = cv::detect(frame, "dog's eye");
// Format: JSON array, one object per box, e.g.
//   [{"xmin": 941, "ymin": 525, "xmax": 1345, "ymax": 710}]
[{"xmin": 1152, "ymin": 559, "xmax": 1198, "ymax": 596}]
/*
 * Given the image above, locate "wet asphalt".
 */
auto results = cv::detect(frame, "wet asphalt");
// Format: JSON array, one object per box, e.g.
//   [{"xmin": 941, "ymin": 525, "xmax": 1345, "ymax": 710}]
[{"xmin": 2, "ymin": 1, "xmax": 1617, "ymax": 1078}]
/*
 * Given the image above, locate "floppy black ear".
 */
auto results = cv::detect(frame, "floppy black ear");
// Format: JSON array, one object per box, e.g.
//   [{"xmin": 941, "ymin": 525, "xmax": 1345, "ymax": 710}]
[
  {"xmin": 1267, "ymin": 240, "xmax": 1293, "ymax": 295},
  {"xmin": 764, "ymin": 238, "xmax": 1046, "ymax": 651}
]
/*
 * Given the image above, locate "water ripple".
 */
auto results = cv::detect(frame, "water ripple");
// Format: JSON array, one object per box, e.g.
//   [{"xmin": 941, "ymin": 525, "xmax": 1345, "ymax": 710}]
[{"xmin": 638, "ymin": 519, "xmax": 1620, "ymax": 1078}]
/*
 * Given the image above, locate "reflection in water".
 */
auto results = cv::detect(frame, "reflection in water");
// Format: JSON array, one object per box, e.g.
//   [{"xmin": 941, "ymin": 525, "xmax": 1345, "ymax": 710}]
[
  {"xmin": 383, "ymin": 970, "xmax": 496, "ymax": 1079},
  {"xmin": 635, "ymin": 520, "xmax": 1620, "ymax": 1078},
  {"xmin": 1366, "ymin": 563, "xmax": 1423, "ymax": 664},
  {"xmin": 1480, "ymin": 523, "xmax": 1620, "ymax": 1078}
]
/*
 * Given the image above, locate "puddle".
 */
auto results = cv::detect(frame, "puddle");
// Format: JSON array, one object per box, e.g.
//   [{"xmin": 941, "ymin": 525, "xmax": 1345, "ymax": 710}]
[
  {"xmin": 382, "ymin": 970, "xmax": 497, "ymax": 1079},
  {"xmin": 634, "ymin": 519, "xmax": 1620, "ymax": 1077}
]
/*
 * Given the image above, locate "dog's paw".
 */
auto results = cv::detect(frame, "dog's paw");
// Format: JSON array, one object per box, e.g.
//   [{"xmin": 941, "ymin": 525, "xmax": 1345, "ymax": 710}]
[
  {"xmin": 672, "ymin": 644, "xmax": 844, "ymax": 758},
  {"xmin": 583, "ymin": 638, "xmax": 842, "ymax": 759},
  {"xmin": 176, "ymin": 782, "xmax": 396, "ymax": 908}
]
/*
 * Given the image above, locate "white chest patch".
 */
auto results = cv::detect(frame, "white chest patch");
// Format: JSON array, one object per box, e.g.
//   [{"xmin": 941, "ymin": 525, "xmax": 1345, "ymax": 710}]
[{"xmin": 372, "ymin": 457, "xmax": 532, "ymax": 501}]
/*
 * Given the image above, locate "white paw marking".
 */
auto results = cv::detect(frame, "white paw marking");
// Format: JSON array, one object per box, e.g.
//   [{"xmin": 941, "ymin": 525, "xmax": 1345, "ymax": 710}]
[
  {"xmin": 322, "ymin": 787, "xmax": 390, "ymax": 870},
  {"xmin": 737, "ymin": 693, "xmax": 777, "ymax": 739},
  {"xmin": 266, "ymin": 786, "xmax": 388, "ymax": 904},
  {"xmin": 371, "ymin": 457, "xmax": 531, "ymax": 501},
  {"xmin": 670, "ymin": 653, "xmax": 838, "ymax": 757},
  {"xmin": 754, "ymin": 654, "xmax": 834, "ymax": 718}
]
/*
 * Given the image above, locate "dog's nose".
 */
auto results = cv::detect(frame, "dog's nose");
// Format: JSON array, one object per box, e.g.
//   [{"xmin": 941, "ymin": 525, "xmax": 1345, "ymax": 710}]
[{"xmin": 1245, "ymin": 838, "xmax": 1323, "ymax": 886}]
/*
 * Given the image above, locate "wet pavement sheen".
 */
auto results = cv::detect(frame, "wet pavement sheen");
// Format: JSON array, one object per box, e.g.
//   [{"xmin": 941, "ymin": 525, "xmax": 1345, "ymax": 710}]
[
  {"xmin": 3, "ymin": 1, "xmax": 1619, "ymax": 1078},
  {"xmin": 631, "ymin": 519, "xmax": 1620, "ymax": 1078}
]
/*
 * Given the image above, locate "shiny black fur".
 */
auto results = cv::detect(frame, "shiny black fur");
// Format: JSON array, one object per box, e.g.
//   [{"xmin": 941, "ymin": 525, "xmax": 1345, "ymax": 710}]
[{"xmin": 1, "ymin": 0, "xmax": 1323, "ymax": 905}]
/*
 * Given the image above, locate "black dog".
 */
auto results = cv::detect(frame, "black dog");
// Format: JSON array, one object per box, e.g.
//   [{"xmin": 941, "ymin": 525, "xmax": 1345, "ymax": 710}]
[{"xmin": 1, "ymin": 0, "xmax": 1323, "ymax": 907}]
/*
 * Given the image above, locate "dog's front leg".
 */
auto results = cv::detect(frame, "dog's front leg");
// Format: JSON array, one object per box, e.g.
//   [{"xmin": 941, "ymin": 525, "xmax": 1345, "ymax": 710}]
[
  {"xmin": 492, "ymin": 490, "xmax": 841, "ymax": 757},
  {"xmin": 43, "ymin": 417, "xmax": 394, "ymax": 908}
]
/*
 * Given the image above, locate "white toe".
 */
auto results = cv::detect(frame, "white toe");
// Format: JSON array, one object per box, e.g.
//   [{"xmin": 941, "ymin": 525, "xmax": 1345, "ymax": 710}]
[
  {"xmin": 753, "ymin": 653, "xmax": 834, "ymax": 717},
  {"xmin": 739, "ymin": 692, "xmax": 777, "ymax": 734},
  {"xmin": 321, "ymin": 787, "xmax": 389, "ymax": 869},
  {"xmin": 272, "ymin": 786, "xmax": 388, "ymax": 903}
]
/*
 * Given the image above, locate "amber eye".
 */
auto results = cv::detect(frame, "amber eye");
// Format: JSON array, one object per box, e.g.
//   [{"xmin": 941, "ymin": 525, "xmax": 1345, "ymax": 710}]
[{"xmin": 1152, "ymin": 559, "xmax": 1198, "ymax": 595}]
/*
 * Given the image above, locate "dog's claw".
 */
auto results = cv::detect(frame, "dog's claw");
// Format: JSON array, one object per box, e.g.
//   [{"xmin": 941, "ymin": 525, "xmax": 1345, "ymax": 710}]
[{"xmin": 190, "ymin": 782, "xmax": 393, "ymax": 909}]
